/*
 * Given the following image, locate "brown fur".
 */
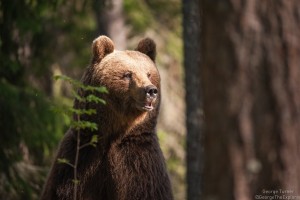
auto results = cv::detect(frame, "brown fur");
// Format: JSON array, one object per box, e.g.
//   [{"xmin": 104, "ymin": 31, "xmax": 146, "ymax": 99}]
[{"xmin": 41, "ymin": 36, "xmax": 173, "ymax": 200}]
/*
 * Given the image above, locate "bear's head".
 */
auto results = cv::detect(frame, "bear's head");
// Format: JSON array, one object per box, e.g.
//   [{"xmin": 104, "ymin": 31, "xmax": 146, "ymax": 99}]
[{"xmin": 87, "ymin": 36, "xmax": 160, "ymax": 122}]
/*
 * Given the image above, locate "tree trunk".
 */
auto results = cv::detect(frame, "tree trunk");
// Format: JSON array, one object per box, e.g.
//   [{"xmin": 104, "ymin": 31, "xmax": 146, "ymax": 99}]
[
  {"xmin": 183, "ymin": 0, "xmax": 203, "ymax": 199},
  {"xmin": 201, "ymin": 1, "xmax": 300, "ymax": 200},
  {"xmin": 93, "ymin": 0, "xmax": 127, "ymax": 50}
]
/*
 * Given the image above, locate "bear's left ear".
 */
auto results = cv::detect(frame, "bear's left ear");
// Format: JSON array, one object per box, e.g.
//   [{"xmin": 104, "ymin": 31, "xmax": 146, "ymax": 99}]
[
  {"xmin": 135, "ymin": 38, "xmax": 156, "ymax": 62},
  {"xmin": 92, "ymin": 36, "xmax": 114, "ymax": 63}
]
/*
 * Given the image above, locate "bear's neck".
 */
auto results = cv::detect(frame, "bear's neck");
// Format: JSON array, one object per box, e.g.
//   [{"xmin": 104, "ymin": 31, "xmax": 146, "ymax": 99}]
[{"xmin": 97, "ymin": 104, "xmax": 157, "ymax": 137}]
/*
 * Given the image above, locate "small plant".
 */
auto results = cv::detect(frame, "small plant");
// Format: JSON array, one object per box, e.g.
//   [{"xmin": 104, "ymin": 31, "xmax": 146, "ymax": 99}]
[{"xmin": 54, "ymin": 75, "xmax": 107, "ymax": 200}]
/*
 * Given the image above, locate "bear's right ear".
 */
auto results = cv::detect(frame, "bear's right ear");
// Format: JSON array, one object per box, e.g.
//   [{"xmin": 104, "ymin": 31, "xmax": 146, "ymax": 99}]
[
  {"xmin": 92, "ymin": 36, "xmax": 114, "ymax": 63},
  {"xmin": 135, "ymin": 38, "xmax": 156, "ymax": 62}
]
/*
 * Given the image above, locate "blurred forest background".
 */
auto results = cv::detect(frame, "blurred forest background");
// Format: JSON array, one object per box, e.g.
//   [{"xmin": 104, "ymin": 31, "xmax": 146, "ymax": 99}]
[
  {"xmin": 1, "ymin": 0, "xmax": 300, "ymax": 200},
  {"xmin": 0, "ymin": 0, "xmax": 185, "ymax": 199}
]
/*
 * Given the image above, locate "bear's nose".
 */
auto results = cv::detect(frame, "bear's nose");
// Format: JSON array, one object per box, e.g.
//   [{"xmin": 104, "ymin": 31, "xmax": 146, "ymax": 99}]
[{"xmin": 145, "ymin": 85, "xmax": 158, "ymax": 98}]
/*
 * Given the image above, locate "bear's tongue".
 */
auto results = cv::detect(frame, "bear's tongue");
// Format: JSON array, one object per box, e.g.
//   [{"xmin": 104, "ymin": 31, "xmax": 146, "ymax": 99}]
[
  {"xmin": 146, "ymin": 101, "xmax": 152, "ymax": 107},
  {"xmin": 143, "ymin": 100, "xmax": 153, "ymax": 111}
]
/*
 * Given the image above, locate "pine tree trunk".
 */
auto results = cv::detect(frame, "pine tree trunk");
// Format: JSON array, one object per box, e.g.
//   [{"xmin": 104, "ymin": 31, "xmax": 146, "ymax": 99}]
[
  {"xmin": 183, "ymin": 0, "xmax": 203, "ymax": 199},
  {"xmin": 201, "ymin": 1, "xmax": 300, "ymax": 199}
]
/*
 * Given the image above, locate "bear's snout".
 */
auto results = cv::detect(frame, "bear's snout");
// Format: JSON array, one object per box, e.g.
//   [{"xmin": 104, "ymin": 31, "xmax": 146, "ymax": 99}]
[
  {"xmin": 145, "ymin": 85, "xmax": 158, "ymax": 99},
  {"xmin": 131, "ymin": 84, "xmax": 158, "ymax": 112},
  {"xmin": 134, "ymin": 84, "xmax": 157, "ymax": 111}
]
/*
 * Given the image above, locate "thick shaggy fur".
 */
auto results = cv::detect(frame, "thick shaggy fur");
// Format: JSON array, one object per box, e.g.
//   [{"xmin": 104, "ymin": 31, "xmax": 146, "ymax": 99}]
[{"xmin": 41, "ymin": 36, "xmax": 173, "ymax": 200}]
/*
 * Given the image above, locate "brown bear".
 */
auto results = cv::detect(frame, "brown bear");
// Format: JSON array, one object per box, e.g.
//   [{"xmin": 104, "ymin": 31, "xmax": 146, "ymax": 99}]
[{"xmin": 40, "ymin": 36, "xmax": 173, "ymax": 200}]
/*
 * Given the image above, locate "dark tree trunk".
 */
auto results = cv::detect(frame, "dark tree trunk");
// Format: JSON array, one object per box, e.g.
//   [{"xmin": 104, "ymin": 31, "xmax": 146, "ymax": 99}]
[
  {"xmin": 201, "ymin": 0, "xmax": 300, "ymax": 199},
  {"xmin": 93, "ymin": 0, "xmax": 127, "ymax": 50},
  {"xmin": 183, "ymin": 0, "xmax": 203, "ymax": 199}
]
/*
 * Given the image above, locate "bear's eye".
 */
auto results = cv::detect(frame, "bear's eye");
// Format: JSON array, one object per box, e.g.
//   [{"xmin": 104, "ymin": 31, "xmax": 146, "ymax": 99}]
[
  {"xmin": 147, "ymin": 72, "xmax": 151, "ymax": 78},
  {"xmin": 123, "ymin": 72, "xmax": 132, "ymax": 80}
]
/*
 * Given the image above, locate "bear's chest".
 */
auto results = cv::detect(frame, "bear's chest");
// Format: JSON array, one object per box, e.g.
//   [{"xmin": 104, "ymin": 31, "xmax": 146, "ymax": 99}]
[
  {"xmin": 105, "ymin": 134, "xmax": 169, "ymax": 200},
  {"xmin": 109, "ymin": 133, "xmax": 162, "ymax": 174}
]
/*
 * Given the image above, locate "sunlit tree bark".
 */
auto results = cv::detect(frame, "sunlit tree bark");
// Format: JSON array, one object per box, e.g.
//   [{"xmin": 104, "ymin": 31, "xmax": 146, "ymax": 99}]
[
  {"xmin": 93, "ymin": 0, "xmax": 127, "ymax": 50},
  {"xmin": 201, "ymin": 1, "xmax": 300, "ymax": 199}
]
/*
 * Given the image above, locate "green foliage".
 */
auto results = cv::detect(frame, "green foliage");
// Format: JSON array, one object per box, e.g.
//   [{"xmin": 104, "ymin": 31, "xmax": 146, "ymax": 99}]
[
  {"xmin": 57, "ymin": 158, "xmax": 76, "ymax": 169},
  {"xmin": 0, "ymin": 79, "xmax": 63, "ymax": 162},
  {"xmin": 124, "ymin": 0, "xmax": 153, "ymax": 33},
  {"xmin": 72, "ymin": 179, "xmax": 80, "ymax": 185},
  {"xmin": 145, "ymin": 0, "xmax": 181, "ymax": 30},
  {"xmin": 0, "ymin": 80, "xmax": 62, "ymax": 160},
  {"xmin": 124, "ymin": 0, "xmax": 181, "ymax": 34},
  {"xmin": 86, "ymin": 94, "xmax": 107, "ymax": 105},
  {"xmin": 54, "ymin": 75, "xmax": 108, "ymax": 94},
  {"xmin": 90, "ymin": 135, "xmax": 99, "ymax": 146},
  {"xmin": 54, "ymin": 75, "xmax": 105, "ymax": 200},
  {"xmin": 57, "ymin": 158, "xmax": 70, "ymax": 164},
  {"xmin": 54, "ymin": 74, "xmax": 106, "ymax": 133},
  {"xmin": 0, "ymin": 0, "xmax": 65, "ymax": 84},
  {"xmin": 0, "ymin": 1, "xmax": 97, "ymax": 198},
  {"xmin": 71, "ymin": 120, "xmax": 98, "ymax": 131},
  {"xmin": 0, "ymin": 79, "xmax": 64, "ymax": 199},
  {"xmin": 70, "ymin": 108, "xmax": 97, "ymax": 116}
]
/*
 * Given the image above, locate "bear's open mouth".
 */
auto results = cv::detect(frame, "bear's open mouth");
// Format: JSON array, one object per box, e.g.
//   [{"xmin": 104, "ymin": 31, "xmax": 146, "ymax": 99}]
[
  {"xmin": 133, "ymin": 96, "xmax": 156, "ymax": 112},
  {"xmin": 136, "ymin": 99, "xmax": 154, "ymax": 111},
  {"xmin": 142, "ymin": 101, "xmax": 154, "ymax": 111}
]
